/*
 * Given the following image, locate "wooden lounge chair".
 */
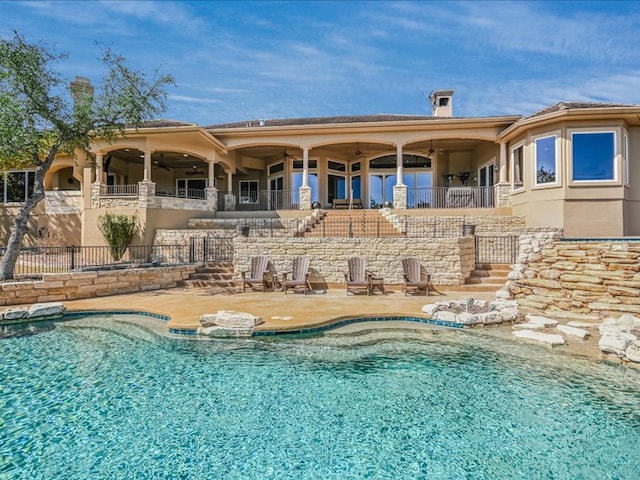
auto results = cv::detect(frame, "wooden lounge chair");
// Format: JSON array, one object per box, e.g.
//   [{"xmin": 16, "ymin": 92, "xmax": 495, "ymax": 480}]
[
  {"xmin": 344, "ymin": 257, "xmax": 372, "ymax": 295},
  {"xmin": 283, "ymin": 257, "xmax": 311, "ymax": 294},
  {"xmin": 402, "ymin": 258, "xmax": 430, "ymax": 296},
  {"xmin": 240, "ymin": 256, "xmax": 269, "ymax": 292}
]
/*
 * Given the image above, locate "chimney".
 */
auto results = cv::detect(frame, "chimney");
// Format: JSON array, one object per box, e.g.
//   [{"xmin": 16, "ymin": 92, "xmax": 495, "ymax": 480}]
[
  {"xmin": 429, "ymin": 89, "xmax": 454, "ymax": 117},
  {"xmin": 70, "ymin": 76, "xmax": 94, "ymax": 103}
]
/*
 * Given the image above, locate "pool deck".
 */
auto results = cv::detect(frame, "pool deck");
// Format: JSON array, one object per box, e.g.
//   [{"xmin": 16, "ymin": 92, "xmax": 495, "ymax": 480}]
[{"xmin": 54, "ymin": 286, "xmax": 498, "ymax": 333}]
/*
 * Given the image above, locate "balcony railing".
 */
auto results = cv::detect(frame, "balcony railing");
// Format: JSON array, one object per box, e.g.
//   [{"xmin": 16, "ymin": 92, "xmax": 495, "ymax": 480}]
[
  {"xmin": 100, "ymin": 184, "xmax": 139, "ymax": 196},
  {"xmin": 156, "ymin": 187, "xmax": 206, "ymax": 199},
  {"xmin": 406, "ymin": 186, "xmax": 495, "ymax": 209},
  {"xmin": 217, "ymin": 189, "xmax": 298, "ymax": 211}
]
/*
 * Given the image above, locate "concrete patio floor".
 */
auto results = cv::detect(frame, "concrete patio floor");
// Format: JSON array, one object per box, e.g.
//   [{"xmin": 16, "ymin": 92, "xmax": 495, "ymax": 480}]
[{"xmin": 57, "ymin": 286, "xmax": 498, "ymax": 333}]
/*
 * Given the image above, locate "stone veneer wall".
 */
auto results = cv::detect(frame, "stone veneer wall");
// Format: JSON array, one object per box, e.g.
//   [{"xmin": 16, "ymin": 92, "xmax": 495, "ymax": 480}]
[
  {"xmin": 233, "ymin": 237, "xmax": 475, "ymax": 286},
  {"xmin": 0, "ymin": 265, "xmax": 196, "ymax": 307},
  {"xmin": 503, "ymin": 234, "xmax": 640, "ymax": 315},
  {"xmin": 382, "ymin": 212, "xmax": 527, "ymax": 237}
]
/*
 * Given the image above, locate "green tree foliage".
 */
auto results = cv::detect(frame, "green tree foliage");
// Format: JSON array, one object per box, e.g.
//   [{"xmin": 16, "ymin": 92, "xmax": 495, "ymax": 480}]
[
  {"xmin": 98, "ymin": 213, "xmax": 138, "ymax": 261},
  {"xmin": 0, "ymin": 31, "xmax": 174, "ymax": 279}
]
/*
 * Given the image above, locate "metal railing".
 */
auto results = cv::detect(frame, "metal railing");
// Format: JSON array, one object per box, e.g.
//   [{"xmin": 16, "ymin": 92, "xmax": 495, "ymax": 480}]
[
  {"xmin": 156, "ymin": 187, "xmax": 206, "ymax": 199},
  {"xmin": 189, "ymin": 237, "xmax": 234, "ymax": 263},
  {"xmin": 2, "ymin": 244, "xmax": 192, "ymax": 277},
  {"xmin": 100, "ymin": 184, "xmax": 139, "ymax": 196},
  {"xmin": 475, "ymin": 235, "xmax": 519, "ymax": 264},
  {"xmin": 217, "ymin": 189, "xmax": 298, "ymax": 211},
  {"xmin": 302, "ymin": 217, "xmax": 407, "ymax": 238},
  {"xmin": 407, "ymin": 186, "xmax": 495, "ymax": 208}
]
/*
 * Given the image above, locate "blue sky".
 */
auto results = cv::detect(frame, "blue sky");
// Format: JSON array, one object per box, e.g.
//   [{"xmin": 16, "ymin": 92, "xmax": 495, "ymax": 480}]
[{"xmin": 2, "ymin": 0, "xmax": 640, "ymax": 125}]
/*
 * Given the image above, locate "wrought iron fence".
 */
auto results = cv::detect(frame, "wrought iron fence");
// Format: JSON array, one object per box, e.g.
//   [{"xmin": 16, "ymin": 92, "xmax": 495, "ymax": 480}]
[
  {"xmin": 406, "ymin": 186, "xmax": 495, "ymax": 208},
  {"xmin": 189, "ymin": 237, "xmax": 234, "ymax": 262},
  {"xmin": 1, "ymin": 244, "xmax": 192, "ymax": 277},
  {"xmin": 475, "ymin": 235, "xmax": 519, "ymax": 264},
  {"xmin": 217, "ymin": 190, "xmax": 298, "ymax": 211}
]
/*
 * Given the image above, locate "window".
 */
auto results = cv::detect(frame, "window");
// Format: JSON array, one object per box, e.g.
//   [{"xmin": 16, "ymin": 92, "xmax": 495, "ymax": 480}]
[
  {"xmin": 571, "ymin": 132, "xmax": 615, "ymax": 182},
  {"xmin": 2, "ymin": 171, "xmax": 35, "ymax": 203},
  {"xmin": 268, "ymin": 162, "xmax": 284, "ymax": 175},
  {"xmin": 535, "ymin": 135, "xmax": 557, "ymax": 185},
  {"xmin": 511, "ymin": 145, "xmax": 524, "ymax": 190},
  {"xmin": 239, "ymin": 180, "xmax": 259, "ymax": 204}
]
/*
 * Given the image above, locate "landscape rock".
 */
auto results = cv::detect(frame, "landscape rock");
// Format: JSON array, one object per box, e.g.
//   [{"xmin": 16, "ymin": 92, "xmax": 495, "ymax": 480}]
[
  {"xmin": 625, "ymin": 341, "xmax": 640, "ymax": 363},
  {"xmin": 27, "ymin": 302, "xmax": 66, "ymax": 318},
  {"xmin": 598, "ymin": 331, "xmax": 637, "ymax": 357},
  {"xmin": 197, "ymin": 326, "xmax": 254, "ymax": 337},
  {"xmin": 200, "ymin": 310, "xmax": 263, "ymax": 328},
  {"xmin": 421, "ymin": 304, "xmax": 439, "ymax": 315},
  {"xmin": 525, "ymin": 314, "xmax": 559, "ymax": 327},
  {"xmin": 2, "ymin": 308, "xmax": 28, "ymax": 320},
  {"xmin": 512, "ymin": 322, "xmax": 546, "ymax": 330},
  {"xmin": 567, "ymin": 320, "xmax": 602, "ymax": 328},
  {"xmin": 556, "ymin": 324, "xmax": 590, "ymax": 340},
  {"xmin": 513, "ymin": 330, "xmax": 566, "ymax": 346}
]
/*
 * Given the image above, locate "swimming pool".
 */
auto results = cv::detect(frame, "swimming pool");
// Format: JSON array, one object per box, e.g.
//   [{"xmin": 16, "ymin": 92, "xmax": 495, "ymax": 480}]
[{"xmin": 2, "ymin": 315, "xmax": 640, "ymax": 479}]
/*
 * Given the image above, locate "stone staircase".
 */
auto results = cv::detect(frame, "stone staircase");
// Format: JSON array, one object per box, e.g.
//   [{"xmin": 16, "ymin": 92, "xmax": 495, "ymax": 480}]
[
  {"xmin": 461, "ymin": 263, "xmax": 510, "ymax": 292},
  {"xmin": 300, "ymin": 209, "xmax": 404, "ymax": 237},
  {"xmin": 181, "ymin": 262, "xmax": 239, "ymax": 292}
]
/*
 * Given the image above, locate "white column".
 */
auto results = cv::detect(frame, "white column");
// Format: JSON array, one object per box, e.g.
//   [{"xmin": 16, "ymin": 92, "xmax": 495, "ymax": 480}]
[
  {"xmin": 396, "ymin": 144, "xmax": 404, "ymax": 185},
  {"xmin": 499, "ymin": 142, "xmax": 508, "ymax": 183},
  {"xmin": 302, "ymin": 147, "xmax": 309, "ymax": 187},
  {"xmin": 208, "ymin": 155, "xmax": 216, "ymax": 187},
  {"xmin": 226, "ymin": 170, "xmax": 233, "ymax": 192},
  {"xmin": 143, "ymin": 151, "xmax": 152, "ymax": 181},
  {"xmin": 95, "ymin": 153, "xmax": 103, "ymax": 183}
]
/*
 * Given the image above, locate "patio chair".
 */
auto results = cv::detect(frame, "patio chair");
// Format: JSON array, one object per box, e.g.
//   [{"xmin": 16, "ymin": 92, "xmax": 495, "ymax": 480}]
[
  {"xmin": 402, "ymin": 258, "xmax": 430, "ymax": 296},
  {"xmin": 344, "ymin": 257, "xmax": 371, "ymax": 295},
  {"xmin": 283, "ymin": 257, "xmax": 311, "ymax": 294},
  {"xmin": 240, "ymin": 256, "xmax": 270, "ymax": 292}
]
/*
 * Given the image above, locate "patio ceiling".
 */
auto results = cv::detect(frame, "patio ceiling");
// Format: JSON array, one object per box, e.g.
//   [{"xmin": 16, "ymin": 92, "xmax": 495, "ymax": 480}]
[
  {"xmin": 106, "ymin": 149, "xmax": 209, "ymax": 170},
  {"xmin": 234, "ymin": 138, "xmax": 486, "ymax": 161}
]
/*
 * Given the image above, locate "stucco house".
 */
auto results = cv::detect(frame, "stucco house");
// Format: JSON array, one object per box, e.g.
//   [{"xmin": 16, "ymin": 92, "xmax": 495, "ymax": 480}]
[{"xmin": 2, "ymin": 83, "xmax": 640, "ymax": 248}]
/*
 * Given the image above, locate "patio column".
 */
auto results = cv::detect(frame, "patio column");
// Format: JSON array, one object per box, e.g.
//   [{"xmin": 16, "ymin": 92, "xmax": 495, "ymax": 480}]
[
  {"xmin": 205, "ymin": 155, "xmax": 218, "ymax": 211},
  {"xmin": 94, "ymin": 153, "xmax": 103, "ymax": 184},
  {"xmin": 496, "ymin": 142, "xmax": 511, "ymax": 208},
  {"xmin": 299, "ymin": 147, "xmax": 312, "ymax": 210},
  {"xmin": 143, "ymin": 151, "xmax": 152, "ymax": 181},
  {"xmin": 224, "ymin": 170, "xmax": 236, "ymax": 211},
  {"xmin": 499, "ymin": 142, "xmax": 508, "ymax": 184},
  {"xmin": 392, "ymin": 144, "xmax": 407, "ymax": 209},
  {"xmin": 395, "ymin": 144, "xmax": 404, "ymax": 185},
  {"xmin": 302, "ymin": 147, "xmax": 309, "ymax": 187}
]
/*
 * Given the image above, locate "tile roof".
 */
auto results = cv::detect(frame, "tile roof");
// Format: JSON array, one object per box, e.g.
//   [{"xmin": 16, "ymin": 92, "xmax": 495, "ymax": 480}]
[
  {"xmin": 524, "ymin": 101, "xmax": 637, "ymax": 119},
  {"xmin": 139, "ymin": 119, "xmax": 197, "ymax": 128},
  {"xmin": 205, "ymin": 114, "xmax": 444, "ymax": 129}
]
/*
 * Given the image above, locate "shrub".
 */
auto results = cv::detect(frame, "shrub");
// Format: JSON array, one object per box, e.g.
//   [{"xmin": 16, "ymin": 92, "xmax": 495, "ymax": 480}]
[{"xmin": 98, "ymin": 213, "xmax": 138, "ymax": 261}]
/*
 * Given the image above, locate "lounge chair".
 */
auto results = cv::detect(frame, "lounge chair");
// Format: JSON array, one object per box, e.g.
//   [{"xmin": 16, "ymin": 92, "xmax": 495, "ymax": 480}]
[
  {"xmin": 240, "ymin": 256, "xmax": 270, "ymax": 292},
  {"xmin": 402, "ymin": 258, "xmax": 430, "ymax": 296},
  {"xmin": 283, "ymin": 257, "xmax": 311, "ymax": 294},
  {"xmin": 344, "ymin": 257, "xmax": 384, "ymax": 295}
]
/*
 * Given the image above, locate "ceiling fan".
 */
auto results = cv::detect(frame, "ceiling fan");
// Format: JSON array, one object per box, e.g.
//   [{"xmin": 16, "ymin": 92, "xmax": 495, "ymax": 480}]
[
  {"xmin": 281, "ymin": 148, "xmax": 298, "ymax": 161},
  {"xmin": 354, "ymin": 143, "xmax": 367, "ymax": 157},
  {"xmin": 426, "ymin": 140, "xmax": 436, "ymax": 159},
  {"xmin": 154, "ymin": 153, "xmax": 172, "ymax": 171}
]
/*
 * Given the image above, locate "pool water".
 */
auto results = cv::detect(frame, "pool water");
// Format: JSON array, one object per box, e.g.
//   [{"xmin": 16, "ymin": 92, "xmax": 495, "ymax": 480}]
[{"xmin": 2, "ymin": 316, "xmax": 640, "ymax": 479}]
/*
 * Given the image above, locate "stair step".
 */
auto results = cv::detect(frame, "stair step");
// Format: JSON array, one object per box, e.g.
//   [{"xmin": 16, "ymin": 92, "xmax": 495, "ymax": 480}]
[
  {"xmin": 469, "ymin": 270, "xmax": 509, "ymax": 279},
  {"xmin": 474, "ymin": 263, "xmax": 511, "ymax": 271},
  {"xmin": 465, "ymin": 276, "xmax": 507, "ymax": 285}
]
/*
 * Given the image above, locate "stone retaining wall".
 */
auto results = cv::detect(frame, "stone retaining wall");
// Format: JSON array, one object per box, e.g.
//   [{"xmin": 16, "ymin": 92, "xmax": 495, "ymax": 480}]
[
  {"xmin": 0, "ymin": 265, "xmax": 196, "ymax": 306},
  {"xmin": 503, "ymin": 236, "xmax": 640, "ymax": 315},
  {"xmin": 233, "ymin": 237, "xmax": 475, "ymax": 286}
]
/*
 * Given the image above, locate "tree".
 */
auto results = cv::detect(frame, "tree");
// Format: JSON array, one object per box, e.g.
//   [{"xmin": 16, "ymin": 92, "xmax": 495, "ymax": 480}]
[{"xmin": 0, "ymin": 32, "xmax": 174, "ymax": 279}]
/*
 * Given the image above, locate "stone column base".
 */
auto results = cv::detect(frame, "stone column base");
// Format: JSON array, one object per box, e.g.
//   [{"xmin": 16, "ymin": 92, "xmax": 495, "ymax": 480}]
[
  {"xmin": 299, "ymin": 186, "xmax": 312, "ymax": 210},
  {"xmin": 392, "ymin": 184, "xmax": 407, "ymax": 209}
]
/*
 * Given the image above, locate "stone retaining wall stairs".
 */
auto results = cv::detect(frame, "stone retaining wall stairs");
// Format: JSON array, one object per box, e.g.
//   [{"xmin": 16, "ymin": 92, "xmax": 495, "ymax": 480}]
[
  {"xmin": 181, "ymin": 262, "xmax": 238, "ymax": 292},
  {"xmin": 300, "ymin": 209, "xmax": 404, "ymax": 238},
  {"xmin": 443, "ymin": 263, "xmax": 510, "ymax": 293}
]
